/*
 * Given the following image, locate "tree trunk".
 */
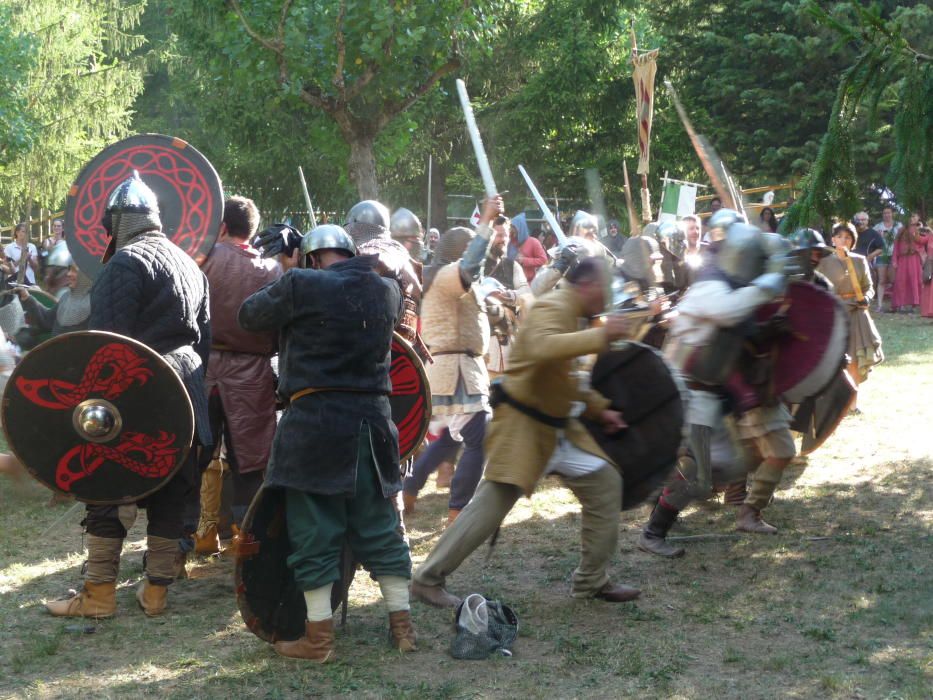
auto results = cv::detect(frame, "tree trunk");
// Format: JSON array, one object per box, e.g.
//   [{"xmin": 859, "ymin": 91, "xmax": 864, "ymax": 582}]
[
  {"xmin": 429, "ymin": 159, "xmax": 447, "ymax": 231},
  {"xmin": 348, "ymin": 133, "xmax": 379, "ymax": 200}
]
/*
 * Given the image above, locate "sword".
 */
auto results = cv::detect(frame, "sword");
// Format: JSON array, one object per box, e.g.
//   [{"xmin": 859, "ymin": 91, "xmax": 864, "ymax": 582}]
[
  {"xmin": 517, "ymin": 165, "xmax": 568, "ymax": 247},
  {"xmin": 664, "ymin": 80, "xmax": 746, "ymax": 219},
  {"xmin": 297, "ymin": 167, "xmax": 317, "ymax": 229},
  {"xmin": 456, "ymin": 79, "xmax": 498, "ymax": 199}
]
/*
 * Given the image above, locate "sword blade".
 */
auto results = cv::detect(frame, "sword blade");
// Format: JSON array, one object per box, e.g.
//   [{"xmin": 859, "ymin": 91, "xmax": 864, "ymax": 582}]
[
  {"xmin": 517, "ymin": 165, "xmax": 568, "ymax": 247},
  {"xmin": 456, "ymin": 79, "xmax": 498, "ymax": 199}
]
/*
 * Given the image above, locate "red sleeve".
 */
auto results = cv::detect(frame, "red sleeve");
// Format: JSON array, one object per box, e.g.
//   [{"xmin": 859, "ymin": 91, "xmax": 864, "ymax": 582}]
[{"xmin": 524, "ymin": 237, "xmax": 548, "ymax": 266}]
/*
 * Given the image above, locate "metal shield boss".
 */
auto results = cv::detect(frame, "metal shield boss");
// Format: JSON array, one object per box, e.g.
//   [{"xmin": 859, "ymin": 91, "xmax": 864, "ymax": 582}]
[
  {"xmin": 236, "ymin": 332, "xmax": 432, "ymax": 642},
  {"xmin": 2, "ymin": 331, "xmax": 194, "ymax": 504}
]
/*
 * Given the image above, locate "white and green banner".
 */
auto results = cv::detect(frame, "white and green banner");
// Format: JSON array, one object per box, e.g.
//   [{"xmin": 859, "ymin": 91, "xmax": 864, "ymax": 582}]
[{"xmin": 658, "ymin": 181, "xmax": 697, "ymax": 222}]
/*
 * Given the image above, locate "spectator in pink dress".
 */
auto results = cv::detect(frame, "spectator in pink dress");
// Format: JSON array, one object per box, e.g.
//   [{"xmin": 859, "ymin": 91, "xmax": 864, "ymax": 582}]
[
  {"xmin": 891, "ymin": 213, "xmax": 924, "ymax": 313},
  {"xmin": 508, "ymin": 213, "xmax": 548, "ymax": 283}
]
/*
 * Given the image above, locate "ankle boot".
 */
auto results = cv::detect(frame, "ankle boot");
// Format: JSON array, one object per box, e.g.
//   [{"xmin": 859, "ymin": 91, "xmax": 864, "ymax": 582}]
[
  {"xmin": 46, "ymin": 581, "xmax": 117, "ymax": 618},
  {"xmin": 136, "ymin": 580, "xmax": 168, "ymax": 616},
  {"xmin": 637, "ymin": 504, "xmax": 685, "ymax": 558},
  {"xmin": 194, "ymin": 523, "xmax": 220, "ymax": 556},
  {"xmin": 274, "ymin": 619, "xmax": 335, "ymax": 662},
  {"xmin": 388, "ymin": 610, "xmax": 417, "ymax": 652},
  {"xmin": 402, "ymin": 492, "xmax": 417, "ymax": 516},
  {"xmin": 736, "ymin": 504, "xmax": 778, "ymax": 534}
]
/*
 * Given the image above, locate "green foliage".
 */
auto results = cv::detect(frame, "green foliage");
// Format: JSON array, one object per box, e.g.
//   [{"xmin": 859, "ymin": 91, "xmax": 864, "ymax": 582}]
[
  {"xmin": 0, "ymin": 0, "xmax": 147, "ymax": 222},
  {"xmin": 0, "ymin": 7, "xmax": 38, "ymax": 163},
  {"xmin": 784, "ymin": 1, "xmax": 932, "ymax": 229}
]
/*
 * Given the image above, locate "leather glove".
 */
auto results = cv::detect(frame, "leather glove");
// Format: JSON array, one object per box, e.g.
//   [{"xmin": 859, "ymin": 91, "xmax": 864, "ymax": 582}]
[
  {"xmin": 255, "ymin": 223, "xmax": 302, "ymax": 259},
  {"xmin": 554, "ymin": 243, "xmax": 582, "ymax": 274}
]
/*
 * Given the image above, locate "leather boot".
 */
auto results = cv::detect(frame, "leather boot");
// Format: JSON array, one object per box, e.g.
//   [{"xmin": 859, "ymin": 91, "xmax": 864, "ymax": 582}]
[
  {"xmin": 446, "ymin": 508, "xmax": 461, "ymax": 526},
  {"xmin": 402, "ymin": 492, "xmax": 417, "ymax": 516},
  {"xmin": 46, "ymin": 581, "xmax": 116, "ymax": 618},
  {"xmin": 637, "ymin": 504, "xmax": 685, "ymax": 558},
  {"xmin": 274, "ymin": 619, "xmax": 335, "ymax": 663},
  {"xmin": 388, "ymin": 610, "xmax": 417, "ymax": 652},
  {"xmin": 194, "ymin": 523, "xmax": 220, "ymax": 556},
  {"xmin": 736, "ymin": 504, "xmax": 778, "ymax": 534},
  {"xmin": 410, "ymin": 580, "xmax": 461, "ymax": 608},
  {"xmin": 136, "ymin": 580, "xmax": 168, "ymax": 616},
  {"xmin": 435, "ymin": 461, "xmax": 454, "ymax": 489}
]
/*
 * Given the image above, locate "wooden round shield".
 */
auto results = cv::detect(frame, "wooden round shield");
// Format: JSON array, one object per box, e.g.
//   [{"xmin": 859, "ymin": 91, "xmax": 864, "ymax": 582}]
[
  {"xmin": 582, "ymin": 342, "xmax": 687, "ymax": 509},
  {"xmin": 236, "ymin": 332, "xmax": 431, "ymax": 642},
  {"xmin": 755, "ymin": 281, "xmax": 849, "ymax": 404},
  {"xmin": 791, "ymin": 368, "xmax": 857, "ymax": 456},
  {"xmin": 390, "ymin": 333, "xmax": 431, "ymax": 461},
  {"xmin": 64, "ymin": 134, "xmax": 223, "ymax": 279},
  {"xmin": 1, "ymin": 331, "xmax": 194, "ymax": 504}
]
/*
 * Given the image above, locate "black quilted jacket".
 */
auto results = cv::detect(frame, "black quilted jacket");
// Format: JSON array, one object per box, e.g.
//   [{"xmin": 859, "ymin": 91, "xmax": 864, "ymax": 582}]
[{"xmin": 89, "ymin": 232, "xmax": 212, "ymax": 446}]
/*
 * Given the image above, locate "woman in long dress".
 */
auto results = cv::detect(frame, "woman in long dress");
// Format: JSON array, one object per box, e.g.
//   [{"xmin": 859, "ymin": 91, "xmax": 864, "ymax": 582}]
[
  {"xmin": 920, "ymin": 222, "xmax": 933, "ymax": 318},
  {"xmin": 890, "ymin": 213, "xmax": 924, "ymax": 312},
  {"xmin": 817, "ymin": 223, "xmax": 884, "ymax": 409}
]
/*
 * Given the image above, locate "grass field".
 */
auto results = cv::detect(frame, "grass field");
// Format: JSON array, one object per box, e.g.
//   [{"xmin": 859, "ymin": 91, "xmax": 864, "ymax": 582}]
[{"xmin": 1, "ymin": 314, "xmax": 931, "ymax": 699}]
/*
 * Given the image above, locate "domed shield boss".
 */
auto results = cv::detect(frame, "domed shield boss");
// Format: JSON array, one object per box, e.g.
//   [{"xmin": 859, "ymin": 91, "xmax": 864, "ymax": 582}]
[
  {"xmin": 1, "ymin": 331, "xmax": 194, "ymax": 504},
  {"xmin": 235, "ymin": 332, "xmax": 431, "ymax": 642},
  {"xmin": 64, "ymin": 133, "xmax": 223, "ymax": 279}
]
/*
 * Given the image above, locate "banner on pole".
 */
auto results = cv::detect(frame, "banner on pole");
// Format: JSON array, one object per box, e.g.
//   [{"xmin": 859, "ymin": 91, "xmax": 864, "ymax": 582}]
[
  {"xmin": 658, "ymin": 181, "xmax": 697, "ymax": 222},
  {"xmin": 632, "ymin": 49, "xmax": 659, "ymax": 176}
]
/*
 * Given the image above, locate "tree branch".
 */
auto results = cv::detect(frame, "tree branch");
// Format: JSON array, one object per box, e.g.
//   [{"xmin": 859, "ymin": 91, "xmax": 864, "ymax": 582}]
[
  {"xmin": 227, "ymin": 0, "xmax": 283, "ymax": 54},
  {"xmin": 333, "ymin": 0, "xmax": 347, "ymax": 98},
  {"xmin": 377, "ymin": 56, "xmax": 460, "ymax": 130}
]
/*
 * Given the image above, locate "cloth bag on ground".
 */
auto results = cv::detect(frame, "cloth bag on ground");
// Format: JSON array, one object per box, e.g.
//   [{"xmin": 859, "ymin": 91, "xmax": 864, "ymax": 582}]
[{"xmin": 449, "ymin": 593, "xmax": 519, "ymax": 659}]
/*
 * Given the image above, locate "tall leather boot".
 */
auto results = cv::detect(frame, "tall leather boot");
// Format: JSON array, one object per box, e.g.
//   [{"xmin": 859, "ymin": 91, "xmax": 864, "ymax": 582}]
[
  {"xmin": 138, "ymin": 536, "xmax": 177, "ymax": 616},
  {"xmin": 388, "ymin": 610, "xmax": 417, "ymax": 652},
  {"xmin": 194, "ymin": 458, "xmax": 224, "ymax": 555},
  {"xmin": 637, "ymin": 504, "xmax": 685, "ymax": 558},
  {"xmin": 736, "ymin": 464, "xmax": 783, "ymax": 534},
  {"xmin": 46, "ymin": 535, "xmax": 122, "ymax": 618},
  {"xmin": 274, "ymin": 619, "xmax": 335, "ymax": 662}
]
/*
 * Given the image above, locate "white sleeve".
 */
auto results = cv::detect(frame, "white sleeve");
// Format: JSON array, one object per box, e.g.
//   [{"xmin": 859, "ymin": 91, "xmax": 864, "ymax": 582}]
[{"xmin": 678, "ymin": 280, "xmax": 771, "ymax": 328}]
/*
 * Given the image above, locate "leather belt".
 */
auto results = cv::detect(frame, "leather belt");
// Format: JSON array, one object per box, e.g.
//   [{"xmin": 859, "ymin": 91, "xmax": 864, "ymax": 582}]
[
  {"xmin": 490, "ymin": 382, "xmax": 567, "ymax": 428},
  {"xmin": 289, "ymin": 386, "xmax": 387, "ymax": 404}
]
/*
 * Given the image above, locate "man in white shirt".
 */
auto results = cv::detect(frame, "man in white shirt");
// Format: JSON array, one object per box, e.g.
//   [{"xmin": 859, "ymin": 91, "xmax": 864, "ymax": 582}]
[{"xmin": 3, "ymin": 222, "xmax": 39, "ymax": 285}]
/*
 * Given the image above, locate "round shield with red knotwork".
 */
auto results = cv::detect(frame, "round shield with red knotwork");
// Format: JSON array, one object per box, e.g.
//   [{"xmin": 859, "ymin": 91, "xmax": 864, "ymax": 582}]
[
  {"xmin": 1, "ymin": 331, "xmax": 194, "ymax": 505},
  {"xmin": 64, "ymin": 134, "xmax": 223, "ymax": 279},
  {"xmin": 390, "ymin": 332, "xmax": 431, "ymax": 461}
]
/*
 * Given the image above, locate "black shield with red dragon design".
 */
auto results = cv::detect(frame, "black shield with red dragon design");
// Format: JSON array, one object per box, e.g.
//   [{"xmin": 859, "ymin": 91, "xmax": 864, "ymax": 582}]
[
  {"xmin": 64, "ymin": 133, "xmax": 223, "ymax": 279},
  {"xmin": 1, "ymin": 331, "xmax": 194, "ymax": 505},
  {"xmin": 235, "ymin": 332, "xmax": 431, "ymax": 643}
]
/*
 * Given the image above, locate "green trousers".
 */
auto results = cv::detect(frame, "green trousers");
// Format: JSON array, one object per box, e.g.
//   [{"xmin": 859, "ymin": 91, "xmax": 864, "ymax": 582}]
[
  {"xmin": 414, "ymin": 463, "xmax": 621, "ymax": 597},
  {"xmin": 285, "ymin": 445, "xmax": 412, "ymax": 592}
]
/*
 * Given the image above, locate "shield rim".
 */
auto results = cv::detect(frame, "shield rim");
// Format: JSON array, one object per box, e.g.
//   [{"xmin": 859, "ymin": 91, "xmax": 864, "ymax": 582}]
[
  {"xmin": 799, "ymin": 369, "xmax": 858, "ymax": 455},
  {"xmin": 63, "ymin": 133, "xmax": 223, "ymax": 281},
  {"xmin": 1, "ymin": 330, "xmax": 195, "ymax": 505},
  {"xmin": 391, "ymin": 331, "xmax": 432, "ymax": 462}
]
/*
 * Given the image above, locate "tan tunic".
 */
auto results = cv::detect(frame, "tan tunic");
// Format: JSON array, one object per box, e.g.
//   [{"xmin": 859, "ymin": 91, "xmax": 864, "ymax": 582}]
[
  {"xmin": 817, "ymin": 252, "xmax": 883, "ymax": 381},
  {"xmin": 483, "ymin": 286, "xmax": 612, "ymax": 496}
]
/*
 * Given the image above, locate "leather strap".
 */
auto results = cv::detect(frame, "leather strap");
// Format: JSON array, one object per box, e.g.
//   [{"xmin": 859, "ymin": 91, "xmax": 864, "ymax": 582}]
[
  {"xmin": 290, "ymin": 386, "xmax": 384, "ymax": 404},
  {"xmin": 842, "ymin": 253, "xmax": 864, "ymax": 302},
  {"xmin": 489, "ymin": 382, "xmax": 567, "ymax": 428}
]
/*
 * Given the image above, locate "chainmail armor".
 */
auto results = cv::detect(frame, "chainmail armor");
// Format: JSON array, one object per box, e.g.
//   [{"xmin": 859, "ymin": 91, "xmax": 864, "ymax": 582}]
[
  {"xmin": 55, "ymin": 272, "xmax": 93, "ymax": 328},
  {"xmin": 114, "ymin": 211, "xmax": 162, "ymax": 250},
  {"xmin": 346, "ymin": 221, "xmax": 389, "ymax": 247}
]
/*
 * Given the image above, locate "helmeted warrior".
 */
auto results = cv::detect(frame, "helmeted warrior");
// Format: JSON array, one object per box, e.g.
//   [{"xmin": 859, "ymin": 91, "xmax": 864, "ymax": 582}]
[
  {"xmin": 390, "ymin": 207, "xmax": 425, "ymax": 262},
  {"xmin": 638, "ymin": 214, "xmax": 796, "ymax": 557},
  {"xmin": 787, "ymin": 228, "xmax": 834, "ymax": 291},
  {"xmin": 650, "ymin": 221, "xmax": 689, "ymax": 293},
  {"xmin": 195, "ymin": 196, "xmax": 282, "ymax": 555},
  {"xmin": 402, "ymin": 197, "xmax": 504, "ymax": 523},
  {"xmin": 238, "ymin": 223, "xmax": 416, "ymax": 663},
  {"xmin": 345, "ymin": 200, "xmax": 428, "ymax": 359},
  {"xmin": 46, "ymin": 172, "xmax": 211, "ymax": 619},
  {"xmin": 17, "ymin": 242, "xmax": 93, "ymax": 336},
  {"xmin": 569, "ymin": 210, "xmax": 599, "ymax": 240}
]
